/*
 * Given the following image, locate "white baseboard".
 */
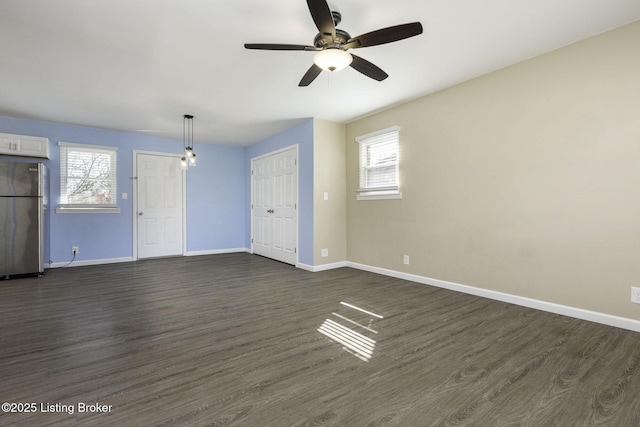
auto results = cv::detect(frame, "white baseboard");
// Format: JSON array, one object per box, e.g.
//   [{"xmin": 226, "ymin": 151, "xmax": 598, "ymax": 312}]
[
  {"xmin": 296, "ymin": 262, "xmax": 314, "ymax": 272},
  {"xmin": 50, "ymin": 248, "xmax": 251, "ymax": 268},
  {"xmin": 297, "ymin": 261, "xmax": 347, "ymax": 272},
  {"xmin": 186, "ymin": 248, "xmax": 251, "ymax": 257},
  {"xmin": 347, "ymin": 261, "xmax": 640, "ymax": 333},
  {"xmin": 50, "ymin": 256, "xmax": 135, "ymax": 269}
]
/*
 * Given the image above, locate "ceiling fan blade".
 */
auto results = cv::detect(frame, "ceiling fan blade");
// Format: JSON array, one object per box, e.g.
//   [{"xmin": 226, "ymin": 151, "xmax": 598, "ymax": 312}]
[
  {"xmin": 244, "ymin": 43, "xmax": 318, "ymax": 51},
  {"xmin": 306, "ymin": 0, "xmax": 336, "ymax": 41},
  {"xmin": 349, "ymin": 54, "xmax": 388, "ymax": 81},
  {"xmin": 299, "ymin": 64, "xmax": 323, "ymax": 87},
  {"xmin": 343, "ymin": 22, "xmax": 423, "ymax": 49}
]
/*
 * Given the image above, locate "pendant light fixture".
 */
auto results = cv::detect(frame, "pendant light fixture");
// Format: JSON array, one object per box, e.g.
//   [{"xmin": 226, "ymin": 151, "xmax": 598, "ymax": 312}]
[{"xmin": 181, "ymin": 114, "xmax": 196, "ymax": 169}]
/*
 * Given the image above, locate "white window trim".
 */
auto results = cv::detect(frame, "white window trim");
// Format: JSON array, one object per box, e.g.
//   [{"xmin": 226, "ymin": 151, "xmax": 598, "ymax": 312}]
[
  {"xmin": 57, "ymin": 141, "xmax": 120, "ymax": 214},
  {"xmin": 355, "ymin": 126, "xmax": 402, "ymax": 201},
  {"xmin": 56, "ymin": 207, "xmax": 121, "ymax": 214},
  {"xmin": 357, "ymin": 191, "xmax": 403, "ymax": 201}
]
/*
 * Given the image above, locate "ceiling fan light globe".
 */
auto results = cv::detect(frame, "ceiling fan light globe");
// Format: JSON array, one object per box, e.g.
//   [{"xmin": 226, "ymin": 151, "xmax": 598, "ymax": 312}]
[{"xmin": 313, "ymin": 49, "xmax": 352, "ymax": 72}]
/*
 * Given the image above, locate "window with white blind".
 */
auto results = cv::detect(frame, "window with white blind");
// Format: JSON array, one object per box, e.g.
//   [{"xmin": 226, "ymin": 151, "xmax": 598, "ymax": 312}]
[
  {"xmin": 356, "ymin": 126, "xmax": 402, "ymax": 200},
  {"xmin": 57, "ymin": 142, "xmax": 120, "ymax": 213}
]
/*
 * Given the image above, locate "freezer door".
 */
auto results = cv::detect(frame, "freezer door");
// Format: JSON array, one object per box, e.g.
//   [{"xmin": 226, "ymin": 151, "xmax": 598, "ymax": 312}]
[
  {"xmin": 0, "ymin": 196, "xmax": 42, "ymax": 276},
  {"xmin": 0, "ymin": 161, "xmax": 41, "ymax": 197}
]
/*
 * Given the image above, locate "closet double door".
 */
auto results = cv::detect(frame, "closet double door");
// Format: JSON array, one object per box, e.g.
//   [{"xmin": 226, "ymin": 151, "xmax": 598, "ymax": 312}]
[{"xmin": 251, "ymin": 147, "xmax": 297, "ymax": 265}]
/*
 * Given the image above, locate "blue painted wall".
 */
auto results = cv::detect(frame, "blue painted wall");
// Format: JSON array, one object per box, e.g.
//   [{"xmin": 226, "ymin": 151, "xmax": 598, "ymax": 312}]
[
  {"xmin": 0, "ymin": 116, "xmax": 246, "ymax": 264},
  {"xmin": 244, "ymin": 119, "xmax": 314, "ymax": 265},
  {"xmin": 1, "ymin": 115, "xmax": 315, "ymax": 267},
  {"xmin": 186, "ymin": 143, "xmax": 246, "ymax": 252}
]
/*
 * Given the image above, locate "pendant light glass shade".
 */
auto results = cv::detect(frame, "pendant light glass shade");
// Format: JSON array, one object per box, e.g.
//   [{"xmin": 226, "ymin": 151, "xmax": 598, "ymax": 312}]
[
  {"xmin": 185, "ymin": 146, "xmax": 196, "ymax": 166},
  {"xmin": 313, "ymin": 48, "xmax": 353, "ymax": 71},
  {"xmin": 182, "ymin": 114, "xmax": 196, "ymax": 169}
]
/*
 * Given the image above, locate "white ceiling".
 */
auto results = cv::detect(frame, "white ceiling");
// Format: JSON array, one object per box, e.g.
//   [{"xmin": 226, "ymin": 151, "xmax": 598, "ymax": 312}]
[{"xmin": 1, "ymin": 0, "xmax": 639, "ymax": 146}]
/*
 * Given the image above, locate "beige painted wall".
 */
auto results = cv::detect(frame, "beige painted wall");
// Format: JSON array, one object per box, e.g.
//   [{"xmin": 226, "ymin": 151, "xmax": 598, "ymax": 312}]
[
  {"xmin": 313, "ymin": 119, "xmax": 347, "ymax": 265},
  {"xmin": 346, "ymin": 21, "xmax": 640, "ymax": 320}
]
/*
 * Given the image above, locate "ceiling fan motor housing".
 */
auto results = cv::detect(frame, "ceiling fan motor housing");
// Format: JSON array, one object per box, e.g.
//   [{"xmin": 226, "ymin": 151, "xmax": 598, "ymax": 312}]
[{"xmin": 314, "ymin": 28, "xmax": 351, "ymax": 48}]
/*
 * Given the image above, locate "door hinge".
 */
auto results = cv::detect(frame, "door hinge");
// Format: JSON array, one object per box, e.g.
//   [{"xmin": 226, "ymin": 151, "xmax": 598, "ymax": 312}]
[
  {"xmin": 294, "ymin": 248, "xmax": 297, "ymax": 253},
  {"xmin": 251, "ymin": 238, "xmax": 254, "ymax": 243}
]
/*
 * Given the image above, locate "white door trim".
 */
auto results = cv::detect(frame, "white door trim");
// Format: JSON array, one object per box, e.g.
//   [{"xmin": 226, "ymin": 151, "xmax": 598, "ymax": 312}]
[
  {"xmin": 250, "ymin": 144, "xmax": 299, "ymax": 162},
  {"xmin": 250, "ymin": 144, "xmax": 299, "ymax": 264},
  {"xmin": 132, "ymin": 150, "xmax": 187, "ymax": 260}
]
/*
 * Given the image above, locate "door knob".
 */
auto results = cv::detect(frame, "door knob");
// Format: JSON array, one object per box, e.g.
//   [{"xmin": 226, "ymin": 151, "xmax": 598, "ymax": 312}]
[{"xmin": 138, "ymin": 212, "xmax": 143, "ymax": 216}]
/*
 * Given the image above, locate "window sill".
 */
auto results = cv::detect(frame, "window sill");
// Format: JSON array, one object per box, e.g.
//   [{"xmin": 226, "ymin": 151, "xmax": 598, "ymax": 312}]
[
  {"xmin": 56, "ymin": 207, "xmax": 121, "ymax": 214},
  {"xmin": 357, "ymin": 192, "xmax": 402, "ymax": 201}
]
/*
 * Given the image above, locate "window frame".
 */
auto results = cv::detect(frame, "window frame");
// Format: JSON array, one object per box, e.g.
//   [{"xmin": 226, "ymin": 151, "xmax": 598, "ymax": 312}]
[
  {"xmin": 355, "ymin": 126, "xmax": 402, "ymax": 201},
  {"xmin": 56, "ymin": 141, "xmax": 120, "ymax": 214}
]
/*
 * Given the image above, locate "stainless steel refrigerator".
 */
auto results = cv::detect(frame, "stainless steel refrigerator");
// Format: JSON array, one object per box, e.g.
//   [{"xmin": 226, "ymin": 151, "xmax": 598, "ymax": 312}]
[{"xmin": 0, "ymin": 161, "xmax": 47, "ymax": 277}]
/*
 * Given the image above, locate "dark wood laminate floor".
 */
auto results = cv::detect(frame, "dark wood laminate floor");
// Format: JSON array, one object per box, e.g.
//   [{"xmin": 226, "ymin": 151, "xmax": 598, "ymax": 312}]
[{"xmin": 1, "ymin": 253, "xmax": 639, "ymax": 426}]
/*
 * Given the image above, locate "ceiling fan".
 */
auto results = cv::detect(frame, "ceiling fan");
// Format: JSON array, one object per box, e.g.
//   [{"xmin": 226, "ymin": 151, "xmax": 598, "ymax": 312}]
[{"xmin": 244, "ymin": 0, "xmax": 423, "ymax": 86}]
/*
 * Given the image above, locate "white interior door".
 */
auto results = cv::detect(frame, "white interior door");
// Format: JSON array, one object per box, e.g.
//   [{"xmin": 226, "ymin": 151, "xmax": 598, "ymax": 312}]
[
  {"xmin": 252, "ymin": 156, "xmax": 272, "ymax": 258},
  {"xmin": 136, "ymin": 153, "xmax": 184, "ymax": 259},
  {"xmin": 271, "ymin": 149, "xmax": 297, "ymax": 264},
  {"xmin": 251, "ymin": 147, "xmax": 297, "ymax": 265}
]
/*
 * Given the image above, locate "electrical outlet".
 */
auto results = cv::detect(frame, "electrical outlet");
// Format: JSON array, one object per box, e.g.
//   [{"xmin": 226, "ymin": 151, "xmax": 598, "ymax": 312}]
[
  {"xmin": 403, "ymin": 255, "xmax": 410, "ymax": 265},
  {"xmin": 321, "ymin": 248, "xmax": 329, "ymax": 257},
  {"xmin": 632, "ymin": 287, "xmax": 640, "ymax": 304},
  {"xmin": 72, "ymin": 246, "xmax": 78, "ymax": 255}
]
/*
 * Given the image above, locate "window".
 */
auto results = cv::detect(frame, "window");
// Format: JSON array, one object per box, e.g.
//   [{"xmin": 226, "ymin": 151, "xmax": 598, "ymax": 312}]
[
  {"xmin": 356, "ymin": 126, "xmax": 401, "ymax": 200},
  {"xmin": 57, "ymin": 142, "xmax": 120, "ymax": 213}
]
